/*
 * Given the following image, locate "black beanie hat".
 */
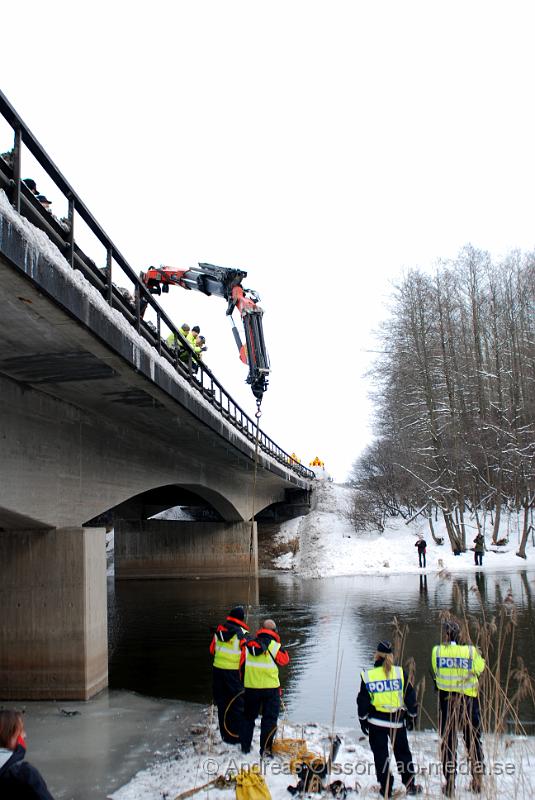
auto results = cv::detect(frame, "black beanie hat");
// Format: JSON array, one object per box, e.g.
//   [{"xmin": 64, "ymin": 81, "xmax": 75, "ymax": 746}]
[
  {"xmin": 444, "ymin": 620, "xmax": 460, "ymax": 639},
  {"xmin": 229, "ymin": 606, "xmax": 245, "ymax": 621},
  {"xmin": 376, "ymin": 640, "xmax": 393, "ymax": 655}
]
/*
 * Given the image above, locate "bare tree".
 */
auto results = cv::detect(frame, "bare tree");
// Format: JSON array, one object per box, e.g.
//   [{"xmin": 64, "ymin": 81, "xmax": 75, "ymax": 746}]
[{"xmin": 354, "ymin": 247, "xmax": 535, "ymax": 555}]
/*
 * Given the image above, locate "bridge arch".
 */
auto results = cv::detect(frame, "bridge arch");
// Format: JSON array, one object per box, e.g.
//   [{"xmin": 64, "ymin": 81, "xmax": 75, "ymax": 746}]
[{"xmin": 84, "ymin": 483, "xmax": 246, "ymax": 526}]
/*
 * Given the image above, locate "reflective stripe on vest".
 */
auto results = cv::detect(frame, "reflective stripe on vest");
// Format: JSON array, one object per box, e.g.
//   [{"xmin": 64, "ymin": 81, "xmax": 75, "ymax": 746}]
[
  {"xmin": 213, "ymin": 634, "xmax": 241, "ymax": 670},
  {"xmin": 244, "ymin": 641, "xmax": 281, "ymax": 689},
  {"xmin": 434, "ymin": 644, "xmax": 479, "ymax": 696},
  {"xmin": 368, "ymin": 716, "xmax": 404, "ymax": 729},
  {"xmin": 361, "ymin": 665, "xmax": 404, "ymax": 712}
]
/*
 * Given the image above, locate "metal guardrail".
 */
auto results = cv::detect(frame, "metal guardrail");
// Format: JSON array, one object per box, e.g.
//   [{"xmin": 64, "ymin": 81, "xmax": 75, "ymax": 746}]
[{"xmin": 0, "ymin": 89, "xmax": 314, "ymax": 480}]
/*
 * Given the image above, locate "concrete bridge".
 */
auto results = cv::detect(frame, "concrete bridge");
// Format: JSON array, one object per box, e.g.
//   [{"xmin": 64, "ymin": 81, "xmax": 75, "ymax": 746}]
[{"xmin": 0, "ymin": 190, "xmax": 312, "ymax": 700}]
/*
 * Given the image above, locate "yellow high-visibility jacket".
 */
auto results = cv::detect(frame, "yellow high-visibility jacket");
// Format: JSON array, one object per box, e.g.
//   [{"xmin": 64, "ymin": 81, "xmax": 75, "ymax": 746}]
[
  {"xmin": 244, "ymin": 640, "xmax": 281, "ymax": 689},
  {"xmin": 432, "ymin": 643, "xmax": 485, "ymax": 697},
  {"xmin": 361, "ymin": 665, "xmax": 405, "ymax": 714}
]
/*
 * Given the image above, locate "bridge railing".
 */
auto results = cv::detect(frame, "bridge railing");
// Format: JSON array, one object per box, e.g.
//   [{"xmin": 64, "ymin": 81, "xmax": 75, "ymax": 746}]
[{"xmin": 0, "ymin": 90, "xmax": 315, "ymax": 481}]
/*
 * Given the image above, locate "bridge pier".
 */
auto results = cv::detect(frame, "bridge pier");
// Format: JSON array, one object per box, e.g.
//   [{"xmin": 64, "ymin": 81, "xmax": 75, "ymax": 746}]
[
  {"xmin": 114, "ymin": 519, "xmax": 258, "ymax": 579},
  {"xmin": 0, "ymin": 528, "xmax": 108, "ymax": 700}
]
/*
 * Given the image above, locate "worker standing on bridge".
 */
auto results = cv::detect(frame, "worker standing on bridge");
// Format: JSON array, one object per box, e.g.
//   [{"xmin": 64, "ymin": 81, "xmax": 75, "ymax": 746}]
[
  {"xmin": 166, "ymin": 323, "xmax": 190, "ymax": 350},
  {"xmin": 187, "ymin": 325, "xmax": 201, "ymax": 346},
  {"xmin": 240, "ymin": 619, "xmax": 289, "ymax": 758},
  {"xmin": 23, "ymin": 178, "xmax": 39, "ymax": 196},
  {"xmin": 210, "ymin": 606, "xmax": 249, "ymax": 744},
  {"xmin": 179, "ymin": 323, "xmax": 191, "ymax": 341},
  {"xmin": 357, "ymin": 640, "xmax": 422, "ymax": 797},
  {"xmin": 180, "ymin": 327, "xmax": 204, "ymax": 372},
  {"xmin": 195, "ymin": 335, "xmax": 207, "ymax": 360},
  {"xmin": 35, "ymin": 194, "xmax": 52, "ymax": 213}
]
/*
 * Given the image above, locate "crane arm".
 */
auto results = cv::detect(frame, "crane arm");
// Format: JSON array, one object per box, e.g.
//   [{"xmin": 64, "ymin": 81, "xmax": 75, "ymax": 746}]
[{"xmin": 140, "ymin": 263, "xmax": 270, "ymax": 401}]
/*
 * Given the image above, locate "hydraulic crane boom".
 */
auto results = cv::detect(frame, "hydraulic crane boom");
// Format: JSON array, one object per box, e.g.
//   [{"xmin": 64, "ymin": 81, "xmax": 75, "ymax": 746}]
[{"xmin": 140, "ymin": 263, "xmax": 270, "ymax": 401}]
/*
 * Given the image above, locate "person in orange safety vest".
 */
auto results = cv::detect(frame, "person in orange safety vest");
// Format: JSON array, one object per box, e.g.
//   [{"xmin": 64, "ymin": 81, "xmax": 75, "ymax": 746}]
[
  {"xmin": 209, "ymin": 606, "xmax": 249, "ymax": 744},
  {"xmin": 240, "ymin": 619, "xmax": 290, "ymax": 758}
]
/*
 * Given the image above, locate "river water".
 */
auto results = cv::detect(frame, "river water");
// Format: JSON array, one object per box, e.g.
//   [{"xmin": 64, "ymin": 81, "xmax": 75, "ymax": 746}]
[{"xmin": 108, "ymin": 568, "xmax": 535, "ymax": 729}]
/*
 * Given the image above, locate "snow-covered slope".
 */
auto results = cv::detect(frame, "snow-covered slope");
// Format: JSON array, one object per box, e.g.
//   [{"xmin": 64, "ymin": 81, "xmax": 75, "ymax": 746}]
[
  {"xmin": 273, "ymin": 483, "xmax": 532, "ymax": 578},
  {"xmin": 110, "ymin": 714, "xmax": 533, "ymax": 800}
]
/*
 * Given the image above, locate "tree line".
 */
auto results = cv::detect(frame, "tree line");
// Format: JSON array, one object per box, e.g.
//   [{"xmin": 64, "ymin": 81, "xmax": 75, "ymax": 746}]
[{"xmin": 350, "ymin": 245, "xmax": 535, "ymax": 556}]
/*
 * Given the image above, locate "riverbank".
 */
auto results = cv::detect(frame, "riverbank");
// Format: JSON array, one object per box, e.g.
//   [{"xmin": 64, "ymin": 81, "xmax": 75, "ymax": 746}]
[
  {"xmin": 110, "ymin": 713, "xmax": 534, "ymax": 799},
  {"xmin": 272, "ymin": 483, "xmax": 533, "ymax": 578}
]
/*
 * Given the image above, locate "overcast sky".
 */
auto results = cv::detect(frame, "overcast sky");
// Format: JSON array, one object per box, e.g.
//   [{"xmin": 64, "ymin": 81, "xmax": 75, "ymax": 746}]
[{"xmin": 2, "ymin": 1, "xmax": 535, "ymax": 481}]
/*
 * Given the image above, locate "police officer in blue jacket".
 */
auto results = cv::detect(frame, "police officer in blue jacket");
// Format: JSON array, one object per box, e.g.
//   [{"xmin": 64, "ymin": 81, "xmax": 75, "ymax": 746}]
[{"xmin": 357, "ymin": 641, "xmax": 422, "ymax": 798}]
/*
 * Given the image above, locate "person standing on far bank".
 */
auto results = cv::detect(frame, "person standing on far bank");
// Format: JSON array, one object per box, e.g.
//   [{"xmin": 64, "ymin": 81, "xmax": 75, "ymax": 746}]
[
  {"xmin": 473, "ymin": 534, "xmax": 485, "ymax": 567},
  {"xmin": 357, "ymin": 640, "xmax": 422, "ymax": 798},
  {"xmin": 415, "ymin": 537, "xmax": 427, "ymax": 568},
  {"xmin": 209, "ymin": 606, "xmax": 249, "ymax": 744}
]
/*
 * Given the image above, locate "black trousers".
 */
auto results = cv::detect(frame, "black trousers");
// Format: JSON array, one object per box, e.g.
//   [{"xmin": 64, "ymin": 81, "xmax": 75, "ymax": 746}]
[
  {"xmin": 418, "ymin": 551, "xmax": 426, "ymax": 568},
  {"xmin": 241, "ymin": 687, "xmax": 280, "ymax": 754},
  {"xmin": 474, "ymin": 552, "xmax": 483, "ymax": 566},
  {"xmin": 212, "ymin": 668, "xmax": 244, "ymax": 743},
  {"xmin": 439, "ymin": 693, "xmax": 484, "ymax": 785},
  {"xmin": 368, "ymin": 723, "xmax": 417, "ymax": 797}
]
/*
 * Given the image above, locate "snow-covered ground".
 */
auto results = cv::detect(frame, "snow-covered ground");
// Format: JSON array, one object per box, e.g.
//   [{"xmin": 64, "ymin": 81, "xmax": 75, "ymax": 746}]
[
  {"xmin": 273, "ymin": 483, "xmax": 532, "ymax": 579},
  {"xmin": 109, "ymin": 711, "xmax": 534, "ymax": 800}
]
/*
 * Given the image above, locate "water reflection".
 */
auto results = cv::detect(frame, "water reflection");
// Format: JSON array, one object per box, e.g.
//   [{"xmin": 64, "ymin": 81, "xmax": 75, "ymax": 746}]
[
  {"xmin": 108, "ymin": 570, "xmax": 535, "ymax": 728},
  {"xmin": 419, "ymin": 573, "xmax": 428, "ymax": 599},
  {"xmin": 108, "ymin": 577, "xmax": 259, "ymax": 699}
]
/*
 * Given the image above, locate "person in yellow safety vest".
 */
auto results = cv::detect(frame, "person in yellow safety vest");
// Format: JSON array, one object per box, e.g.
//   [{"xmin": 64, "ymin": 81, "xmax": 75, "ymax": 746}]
[
  {"xmin": 195, "ymin": 335, "xmax": 207, "ymax": 360},
  {"xmin": 289, "ymin": 453, "xmax": 301, "ymax": 464},
  {"xmin": 309, "ymin": 456, "xmax": 324, "ymax": 467},
  {"xmin": 186, "ymin": 325, "xmax": 201, "ymax": 346},
  {"xmin": 357, "ymin": 641, "xmax": 422, "ymax": 798},
  {"xmin": 432, "ymin": 619, "xmax": 485, "ymax": 797},
  {"xmin": 209, "ymin": 606, "xmax": 250, "ymax": 744},
  {"xmin": 166, "ymin": 323, "xmax": 191, "ymax": 350},
  {"xmin": 240, "ymin": 619, "xmax": 290, "ymax": 758},
  {"xmin": 179, "ymin": 326, "xmax": 206, "ymax": 370}
]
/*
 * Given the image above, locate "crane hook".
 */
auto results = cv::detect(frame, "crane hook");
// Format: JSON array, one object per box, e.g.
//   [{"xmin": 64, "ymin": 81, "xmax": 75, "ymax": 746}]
[{"xmin": 255, "ymin": 398, "xmax": 262, "ymax": 419}]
